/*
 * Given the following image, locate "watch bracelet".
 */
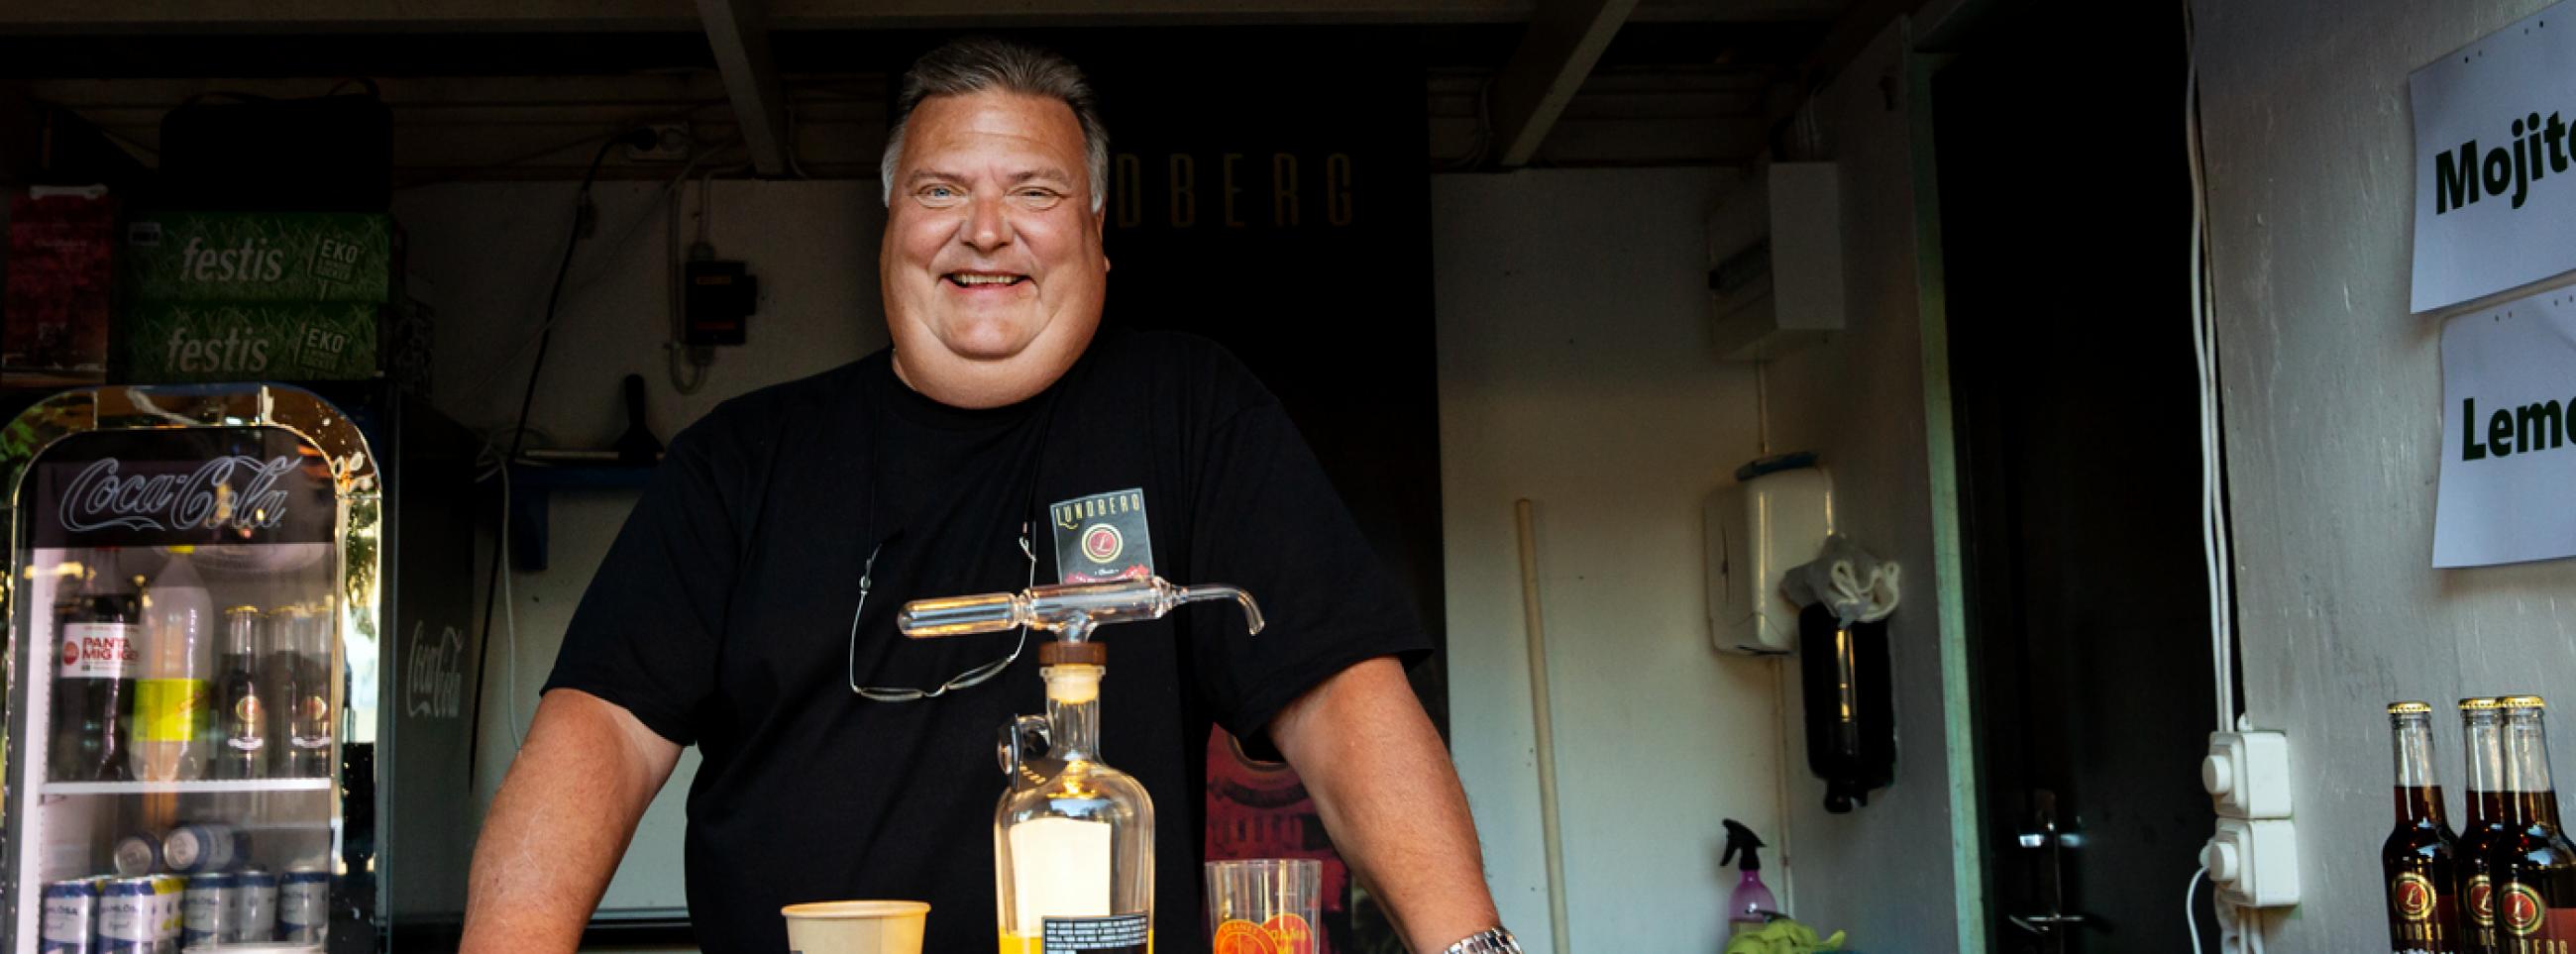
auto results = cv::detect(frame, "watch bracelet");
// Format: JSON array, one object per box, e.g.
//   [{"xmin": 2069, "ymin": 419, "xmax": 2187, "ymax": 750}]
[{"xmin": 1441, "ymin": 927, "xmax": 1524, "ymax": 954}]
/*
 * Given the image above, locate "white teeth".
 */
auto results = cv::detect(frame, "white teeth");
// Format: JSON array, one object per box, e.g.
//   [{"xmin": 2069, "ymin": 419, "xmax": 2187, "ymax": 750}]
[{"xmin": 950, "ymin": 273, "xmax": 1021, "ymax": 285}]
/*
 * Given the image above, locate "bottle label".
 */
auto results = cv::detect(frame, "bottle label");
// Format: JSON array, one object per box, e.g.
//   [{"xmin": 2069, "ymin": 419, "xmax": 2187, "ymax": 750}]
[
  {"xmin": 59, "ymin": 622, "xmax": 138, "ymax": 679},
  {"xmin": 41, "ymin": 893, "xmax": 94, "ymax": 944},
  {"xmin": 2395, "ymin": 870, "xmax": 2457, "ymax": 952},
  {"xmin": 2501, "ymin": 881, "xmax": 2576, "ymax": 950},
  {"xmin": 133, "ymin": 679, "xmax": 208, "ymax": 742},
  {"xmin": 1042, "ymin": 914, "xmax": 1148, "ymax": 953}
]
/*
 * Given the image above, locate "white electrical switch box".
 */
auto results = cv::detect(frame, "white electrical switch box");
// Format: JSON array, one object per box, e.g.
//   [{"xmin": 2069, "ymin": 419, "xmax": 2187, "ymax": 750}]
[
  {"xmin": 2203, "ymin": 730, "xmax": 2293, "ymax": 820},
  {"xmin": 2204, "ymin": 817, "xmax": 2301, "ymax": 908}
]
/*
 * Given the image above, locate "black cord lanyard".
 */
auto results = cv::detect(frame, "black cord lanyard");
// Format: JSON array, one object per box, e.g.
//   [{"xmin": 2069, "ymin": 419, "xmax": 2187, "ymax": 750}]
[{"xmin": 848, "ymin": 354, "xmax": 1068, "ymax": 699}]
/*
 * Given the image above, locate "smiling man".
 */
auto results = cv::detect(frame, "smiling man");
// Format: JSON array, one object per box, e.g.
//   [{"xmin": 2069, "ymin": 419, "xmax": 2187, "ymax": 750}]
[{"xmin": 461, "ymin": 37, "xmax": 1519, "ymax": 954}]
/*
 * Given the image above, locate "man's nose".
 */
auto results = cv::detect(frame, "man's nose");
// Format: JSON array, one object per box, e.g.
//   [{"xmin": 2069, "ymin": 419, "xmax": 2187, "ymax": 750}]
[{"xmin": 958, "ymin": 193, "xmax": 1014, "ymax": 253}]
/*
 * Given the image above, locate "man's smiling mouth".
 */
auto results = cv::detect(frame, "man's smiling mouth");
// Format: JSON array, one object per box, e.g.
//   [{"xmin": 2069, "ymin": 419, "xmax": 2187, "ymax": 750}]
[{"xmin": 945, "ymin": 271, "xmax": 1029, "ymax": 287}]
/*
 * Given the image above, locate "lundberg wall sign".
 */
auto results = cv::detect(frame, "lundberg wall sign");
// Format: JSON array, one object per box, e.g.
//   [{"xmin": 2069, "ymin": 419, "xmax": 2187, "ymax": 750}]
[{"xmin": 2411, "ymin": 4, "xmax": 2576, "ymax": 312}]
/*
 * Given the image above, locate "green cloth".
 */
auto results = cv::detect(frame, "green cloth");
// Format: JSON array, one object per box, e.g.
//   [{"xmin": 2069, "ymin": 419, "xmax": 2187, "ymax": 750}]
[{"xmin": 1722, "ymin": 918, "xmax": 1849, "ymax": 954}]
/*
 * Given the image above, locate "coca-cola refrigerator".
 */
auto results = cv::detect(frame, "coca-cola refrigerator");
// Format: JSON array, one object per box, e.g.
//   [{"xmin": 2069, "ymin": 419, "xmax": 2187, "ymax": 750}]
[{"xmin": 0, "ymin": 380, "xmax": 479, "ymax": 952}]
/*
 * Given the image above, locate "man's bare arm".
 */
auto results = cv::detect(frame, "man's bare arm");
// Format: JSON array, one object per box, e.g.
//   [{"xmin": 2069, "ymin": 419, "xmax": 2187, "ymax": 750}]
[
  {"xmin": 1269, "ymin": 656, "xmax": 1501, "ymax": 953},
  {"xmin": 461, "ymin": 689, "xmax": 683, "ymax": 954}
]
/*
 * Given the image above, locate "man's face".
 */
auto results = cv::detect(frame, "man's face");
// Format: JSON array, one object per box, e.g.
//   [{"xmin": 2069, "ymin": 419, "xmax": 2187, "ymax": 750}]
[{"xmin": 881, "ymin": 89, "xmax": 1108, "ymax": 408}]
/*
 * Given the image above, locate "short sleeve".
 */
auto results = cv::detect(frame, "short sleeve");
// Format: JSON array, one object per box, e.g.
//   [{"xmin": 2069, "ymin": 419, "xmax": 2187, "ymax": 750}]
[
  {"xmin": 1184, "ymin": 397, "xmax": 1432, "ymax": 746},
  {"xmin": 540, "ymin": 415, "xmax": 749, "ymax": 746}
]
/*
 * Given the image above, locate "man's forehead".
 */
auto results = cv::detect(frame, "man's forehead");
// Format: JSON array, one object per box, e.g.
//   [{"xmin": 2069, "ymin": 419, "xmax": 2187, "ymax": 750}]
[{"xmin": 904, "ymin": 91, "xmax": 1085, "ymax": 159}]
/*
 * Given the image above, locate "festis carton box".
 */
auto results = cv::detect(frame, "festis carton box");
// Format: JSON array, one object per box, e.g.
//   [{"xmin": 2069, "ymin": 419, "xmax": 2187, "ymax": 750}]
[
  {"xmin": 121, "ymin": 212, "xmax": 394, "ymax": 302},
  {"xmin": 123, "ymin": 295, "xmax": 433, "ymax": 392},
  {"xmin": 4, "ymin": 185, "xmax": 117, "ymax": 385},
  {"xmin": 125, "ymin": 300, "xmax": 381, "ymax": 382}
]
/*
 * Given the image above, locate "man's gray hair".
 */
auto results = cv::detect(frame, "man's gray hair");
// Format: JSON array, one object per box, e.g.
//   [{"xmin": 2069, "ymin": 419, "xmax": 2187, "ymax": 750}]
[{"xmin": 880, "ymin": 38, "xmax": 1110, "ymax": 213}]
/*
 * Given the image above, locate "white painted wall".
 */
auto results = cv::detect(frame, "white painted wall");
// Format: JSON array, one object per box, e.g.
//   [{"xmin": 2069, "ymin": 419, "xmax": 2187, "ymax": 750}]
[
  {"xmin": 393, "ymin": 178, "xmax": 891, "ymax": 927},
  {"xmin": 2188, "ymin": 1, "xmax": 2576, "ymax": 950},
  {"xmin": 1433, "ymin": 167, "xmax": 1782, "ymax": 954},
  {"xmin": 1750, "ymin": 15, "xmax": 1980, "ymax": 952}
]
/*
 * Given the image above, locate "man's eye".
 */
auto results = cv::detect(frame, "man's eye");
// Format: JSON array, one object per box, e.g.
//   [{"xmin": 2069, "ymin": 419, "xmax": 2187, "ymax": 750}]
[{"xmin": 921, "ymin": 185, "xmax": 960, "ymax": 200}]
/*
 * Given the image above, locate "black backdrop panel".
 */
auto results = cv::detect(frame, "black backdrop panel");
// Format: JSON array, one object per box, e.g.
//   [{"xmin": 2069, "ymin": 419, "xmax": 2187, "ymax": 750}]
[{"xmin": 1070, "ymin": 30, "xmax": 1448, "ymax": 713}]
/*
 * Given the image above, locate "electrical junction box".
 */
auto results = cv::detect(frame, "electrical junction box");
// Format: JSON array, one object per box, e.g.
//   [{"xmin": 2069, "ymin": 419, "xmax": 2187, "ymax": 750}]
[
  {"xmin": 1708, "ymin": 161, "xmax": 1845, "ymax": 362},
  {"xmin": 2204, "ymin": 817, "xmax": 2301, "ymax": 908},
  {"xmin": 684, "ymin": 259, "xmax": 756, "ymax": 346},
  {"xmin": 2203, "ymin": 730, "xmax": 2293, "ymax": 819},
  {"xmin": 1706, "ymin": 461, "xmax": 1833, "ymax": 655}
]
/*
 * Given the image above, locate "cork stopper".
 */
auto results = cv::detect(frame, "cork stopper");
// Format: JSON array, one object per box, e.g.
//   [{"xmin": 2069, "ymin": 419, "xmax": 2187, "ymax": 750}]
[{"xmin": 1040, "ymin": 641, "xmax": 1107, "ymax": 666}]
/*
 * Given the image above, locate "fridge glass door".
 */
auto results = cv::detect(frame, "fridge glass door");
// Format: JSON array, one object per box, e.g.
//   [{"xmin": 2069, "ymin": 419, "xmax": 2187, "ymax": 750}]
[{"xmin": 4, "ymin": 424, "xmax": 348, "ymax": 952}]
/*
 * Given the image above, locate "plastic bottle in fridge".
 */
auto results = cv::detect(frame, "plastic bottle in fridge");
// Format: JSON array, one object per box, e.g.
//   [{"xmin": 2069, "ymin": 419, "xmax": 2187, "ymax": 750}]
[{"xmin": 131, "ymin": 547, "xmax": 215, "ymax": 782}]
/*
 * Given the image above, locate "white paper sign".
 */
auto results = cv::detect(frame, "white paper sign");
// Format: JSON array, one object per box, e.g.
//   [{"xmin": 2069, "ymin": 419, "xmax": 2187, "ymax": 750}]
[
  {"xmin": 2410, "ymin": 4, "xmax": 2576, "ymax": 312},
  {"xmin": 2434, "ymin": 286, "xmax": 2576, "ymax": 567}
]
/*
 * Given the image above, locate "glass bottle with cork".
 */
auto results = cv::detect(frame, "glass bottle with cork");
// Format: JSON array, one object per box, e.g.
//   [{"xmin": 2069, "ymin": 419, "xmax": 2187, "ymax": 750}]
[
  {"xmin": 901, "ymin": 576, "xmax": 1265, "ymax": 954},
  {"xmin": 2463, "ymin": 697, "xmax": 2512, "ymax": 954},
  {"xmin": 2490, "ymin": 695, "xmax": 2576, "ymax": 952},
  {"xmin": 2384, "ymin": 700, "xmax": 2462, "ymax": 954}
]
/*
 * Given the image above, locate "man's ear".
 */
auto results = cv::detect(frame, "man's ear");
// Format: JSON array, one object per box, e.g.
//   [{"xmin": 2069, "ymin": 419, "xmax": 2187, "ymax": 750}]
[{"xmin": 1095, "ymin": 204, "xmax": 1112, "ymax": 272}]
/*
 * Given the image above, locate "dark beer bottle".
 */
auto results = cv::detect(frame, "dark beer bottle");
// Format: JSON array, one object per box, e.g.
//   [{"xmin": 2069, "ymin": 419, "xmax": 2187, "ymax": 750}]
[
  {"xmin": 2467, "ymin": 698, "xmax": 2513, "ymax": 954},
  {"xmin": 2490, "ymin": 695, "xmax": 2576, "ymax": 953},
  {"xmin": 49, "ymin": 550, "xmax": 139, "ymax": 782},
  {"xmin": 209, "ymin": 606, "xmax": 268, "ymax": 780},
  {"xmin": 2387, "ymin": 700, "xmax": 2463, "ymax": 952}
]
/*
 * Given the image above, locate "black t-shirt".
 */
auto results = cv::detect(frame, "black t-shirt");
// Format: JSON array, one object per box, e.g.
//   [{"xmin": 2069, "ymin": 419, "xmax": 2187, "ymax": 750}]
[{"xmin": 543, "ymin": 327, "xmax": 1429, "ymax": 953}]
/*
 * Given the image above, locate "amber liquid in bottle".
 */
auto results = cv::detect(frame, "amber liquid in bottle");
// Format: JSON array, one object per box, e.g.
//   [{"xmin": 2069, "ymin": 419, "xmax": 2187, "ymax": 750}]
[
  {"xmin": 2491, "ymin": 697, "xmax": 2576, "ymax": 954},
  {"xmin": 2387, "ymin": 702, "xmax": 2463, "ymax": 953},
  {"xmin": 2467, "ymin": 701, "xmax": 2513, "ymax": 954}
]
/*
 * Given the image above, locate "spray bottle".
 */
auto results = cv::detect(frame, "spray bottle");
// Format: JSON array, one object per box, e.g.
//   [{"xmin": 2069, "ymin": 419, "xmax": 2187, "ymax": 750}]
[
  {"xmin": 902, "ymin": 576, "xmax": 1265, "ymax": 954},
  {"xmin": 1722, "ymin": 819, "xmax": 1779, "ymax": 935}
]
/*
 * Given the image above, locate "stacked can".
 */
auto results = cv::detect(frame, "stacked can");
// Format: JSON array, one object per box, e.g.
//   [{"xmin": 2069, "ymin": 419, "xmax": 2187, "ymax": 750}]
[
  {"xmin": 163, "ymin": 822, "xmax": 240, "ymax": 875},
  {"xmin": 230, "ymin": 867, "xmax": 280, "ymax": 942},
  {"xmin": 277, "ymin": 866, "xmax": 329, "ymax": 945},
  {"xmin": 181, "ymin": 872, "xmax": 237, "ymax": 948},
  {"xmin": 150, "ymin": 875, "xmax": 183, "ymax": 953},
  {"xmin": 110, "ymin": 832, "xmax": 160, "ymax": 877},
  {"xmin": 39, "ymin": 878, "xmax": 98, "ymax": 953},
  {"xmin": 95, "ymin": 877, "xmax": 155, "ymax": 953}
]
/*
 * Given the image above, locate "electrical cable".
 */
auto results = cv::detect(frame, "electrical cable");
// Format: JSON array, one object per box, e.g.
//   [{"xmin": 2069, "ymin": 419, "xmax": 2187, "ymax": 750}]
[
  {"xmin": 2186, "ymin": 865, "xmax": 2206, "ymax": 954},
  {"xmin": 497, "ymin": 453, "xmax": 523, "ymax": 750},
  {"xmin": 2182, "ymin": 0, "xmax": 2236, "ymax": 736},
  {"xmin": 455, "ymin": 139, "xmax": 746, "ymax": 403},
  {"xmin": 465, "ymin": 131, "xmax": 648, "ymax": 789}
]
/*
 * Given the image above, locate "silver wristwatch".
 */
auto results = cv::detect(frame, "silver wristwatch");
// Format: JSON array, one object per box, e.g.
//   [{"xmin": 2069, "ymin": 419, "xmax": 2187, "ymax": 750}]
[{"xmin": 1441, "ymin": 928, "xmax": 1524, "ymax": 954}]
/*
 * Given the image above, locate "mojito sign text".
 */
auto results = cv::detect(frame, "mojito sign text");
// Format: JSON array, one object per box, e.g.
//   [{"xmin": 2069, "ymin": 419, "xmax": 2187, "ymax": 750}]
[{"xmin": 2409, "ymin": 2, "xmax": 2576, "ymax": 311}]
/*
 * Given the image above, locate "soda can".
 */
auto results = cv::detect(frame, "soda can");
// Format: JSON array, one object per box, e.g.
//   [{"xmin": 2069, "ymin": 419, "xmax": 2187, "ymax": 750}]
[
  {"xmin": 229, "ymin": 868, "xmax": 279, "ymax": 942},
  {"xmin": 40, "ymin": 878, "xmax": 98, "ymax": 954},
  {"xmin": 96, "ymin": 877, "xmax": 157, "ymax": 953},
  {"xmin": 180, "ymin": 872, "xmax": 236, "ymax": 948},
  {"xmin": 112, "ymin": 831, "xmax": 161, "ymax": 876},
  {"xmin": 276, "ymin": 866, "xmax": 328, "ymax": 945},
  {"xmin": 162, "ymin": 823, "xmax": 240, "ymax": 874},
  {"xmin": 150, "ymin": 875, "xmax": 185, "ymax": 954}
]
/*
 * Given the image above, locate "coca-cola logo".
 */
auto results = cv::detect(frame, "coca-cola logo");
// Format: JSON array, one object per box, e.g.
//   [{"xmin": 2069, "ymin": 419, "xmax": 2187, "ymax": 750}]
[{"xmin": 57, "ymin": 456, "xmax": 296, "ymax": 534}]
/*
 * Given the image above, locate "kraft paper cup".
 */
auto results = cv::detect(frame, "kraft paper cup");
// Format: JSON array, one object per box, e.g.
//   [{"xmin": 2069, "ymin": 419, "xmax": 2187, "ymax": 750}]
[{"xmin": 780, "ymin": 900, "xmax": 929, "ymax": 954}]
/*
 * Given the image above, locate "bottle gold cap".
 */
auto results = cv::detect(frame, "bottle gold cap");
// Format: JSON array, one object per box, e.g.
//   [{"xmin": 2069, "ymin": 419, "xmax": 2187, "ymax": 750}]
[
  {"xmin": 2390, "ymin": 700, "xmax": 2434, "ymax": 715},
  {"xmin": 2501, "ymin": 694, "xmax": 2549, "ymax": 710},
  {"xmin": 226, "ymin": 605, "xmax": 261, "ymax": 615},
  {"xmin": 2462, "ymin": 697, "xmax": 2501, "ymax": 711}
]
